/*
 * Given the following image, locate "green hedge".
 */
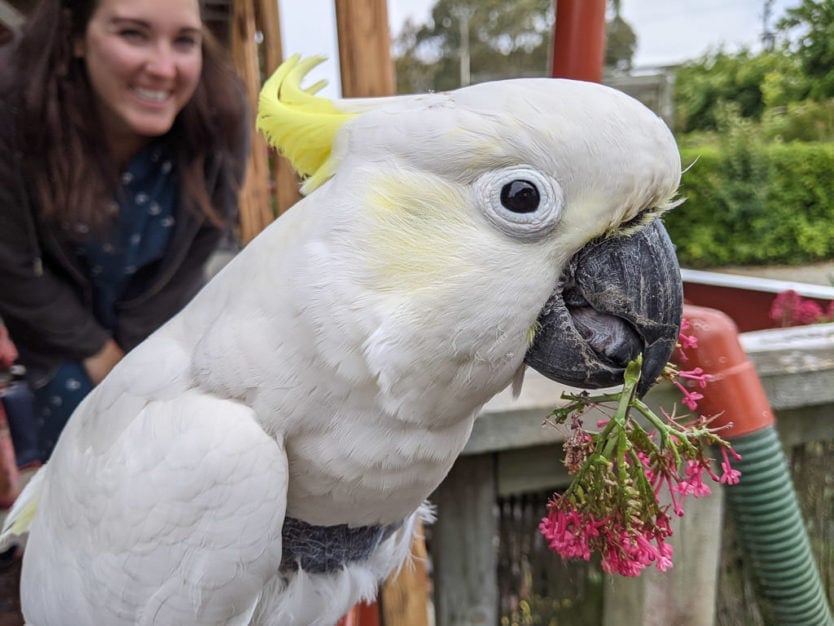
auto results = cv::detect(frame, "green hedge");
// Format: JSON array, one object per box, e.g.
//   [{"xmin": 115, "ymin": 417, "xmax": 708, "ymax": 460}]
[{"xmin": 662, "ymin": 142, "xmax": 834, "ymax": 267}]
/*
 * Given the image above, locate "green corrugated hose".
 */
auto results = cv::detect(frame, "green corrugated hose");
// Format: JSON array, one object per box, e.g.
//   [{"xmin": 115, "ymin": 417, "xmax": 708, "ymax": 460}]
[{"xmin": 725, "ymin": 426, "xmax": 833, "ymax": 626}]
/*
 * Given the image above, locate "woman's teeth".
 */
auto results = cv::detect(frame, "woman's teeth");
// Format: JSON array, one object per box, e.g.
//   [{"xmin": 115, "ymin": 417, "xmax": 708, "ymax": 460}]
[{"xmin": 133, "ymin": 87, "xmax": 169, "ymax": 102}]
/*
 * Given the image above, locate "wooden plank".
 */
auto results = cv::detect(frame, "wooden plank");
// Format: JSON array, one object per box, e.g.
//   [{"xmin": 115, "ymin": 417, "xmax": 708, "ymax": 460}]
[
  {"xmin": 379, "ymin": 518, "xmax": 431, "ymax": 626},
  {"xmin": 431, "ymin": 455, "xmax": 498, "ymax": 626},
  {"xmin": 254, "ymin": 0, "xmax": 283, "ymax": 72},
  {"xmin": 603, "ymin": 487, "xmax": 724, "ymax": 626},
  {"xmin": 334, "ymin": 0, "xmax": 395, "ymax": 97},
  {"xmin": 230, "ymin": 0, "xmax": 274, "ymax": 244},
  {"xmin": 464, "ymin": 371, "xmax": 599, "ymax": 455},
  {"xmin": 496, "ymin": 444, "xmax": 570, "ymax": 496},
  {"xmin": 253, "ymin": 0, "xmax": 301, "ymax": 216},
  {"xmin": 771, "ymin": 405, "xmax": 834, "ymax": 448}
]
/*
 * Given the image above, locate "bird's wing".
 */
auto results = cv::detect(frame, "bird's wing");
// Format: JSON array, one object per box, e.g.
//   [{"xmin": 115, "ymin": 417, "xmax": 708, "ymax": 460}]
[{"xmin": 21, "ymin": 339, "xmax": 289, "ymax": 626}]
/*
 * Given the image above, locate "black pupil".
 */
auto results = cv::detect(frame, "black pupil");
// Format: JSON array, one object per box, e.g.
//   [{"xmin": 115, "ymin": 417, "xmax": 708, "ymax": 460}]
[{"xmin": 500, "ymin": 180, "xmax": 540, "ymax": 213}]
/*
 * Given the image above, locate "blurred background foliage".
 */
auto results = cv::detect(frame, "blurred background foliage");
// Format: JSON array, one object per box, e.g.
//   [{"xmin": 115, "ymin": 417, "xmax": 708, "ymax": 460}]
[{"xmin": 394, "ymin": 0, "xmax": 834, "ymax": 268}]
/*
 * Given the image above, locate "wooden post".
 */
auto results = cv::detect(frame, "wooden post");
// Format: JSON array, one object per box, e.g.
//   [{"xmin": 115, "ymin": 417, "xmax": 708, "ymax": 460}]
[
  {"xmin": 334, "ymin": 0, "xmax": 395, "ymax": 97},
  {"xmin": 602, "ymin": 489, "xmax": 724, "ymax": 626},
  {"xmin": 432, "ymin": 455, "xmax": 499, "ymax": 626},
  {"xmin": 253, "ymin": 0, "xmax": 301, "ymax": 216},
  {"xmin": 230, "ymin": 0, "xmax": 275, "ymax": 244},
  {"xmin": 378, "ymin": 518, "xmax": 431, "ymax": 626}
]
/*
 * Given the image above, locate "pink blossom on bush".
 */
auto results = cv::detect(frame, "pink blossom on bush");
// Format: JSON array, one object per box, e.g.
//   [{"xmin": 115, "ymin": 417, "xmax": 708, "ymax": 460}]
[{"xmin": 770, "ymin": 290, "xmax": 825, "ymax": 327}]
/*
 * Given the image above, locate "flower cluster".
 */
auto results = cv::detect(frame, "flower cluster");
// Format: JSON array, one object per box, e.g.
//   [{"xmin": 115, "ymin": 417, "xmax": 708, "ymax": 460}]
[
  {"xmin": 770, "ymin": 289, "xmax": 834, "ymax": 327},
  {"xmin": 539, "ymin": 322, "xmax": 741, "ymax": 577}
]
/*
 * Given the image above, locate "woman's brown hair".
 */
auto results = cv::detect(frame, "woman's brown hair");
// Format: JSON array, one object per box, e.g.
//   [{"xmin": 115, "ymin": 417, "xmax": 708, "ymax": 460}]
[{"xmin": 2, "ymin": 0, "xmax": 249, "ymax": 230}]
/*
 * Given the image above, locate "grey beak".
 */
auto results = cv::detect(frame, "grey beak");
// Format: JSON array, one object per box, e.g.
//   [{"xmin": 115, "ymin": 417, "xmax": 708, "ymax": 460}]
[{"xmin": 524, "ymin": 219, "xmax": 682, "ymax": 397}]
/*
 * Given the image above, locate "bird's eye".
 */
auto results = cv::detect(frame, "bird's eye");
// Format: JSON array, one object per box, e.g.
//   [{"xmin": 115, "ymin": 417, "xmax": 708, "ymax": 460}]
[
  {"xmin": 474, "ymin": 166, "xmax": 564, "ymax": 242},
  {"xmin": 500, "ymin": 180, "xmax": 540, "ymax": 213}
]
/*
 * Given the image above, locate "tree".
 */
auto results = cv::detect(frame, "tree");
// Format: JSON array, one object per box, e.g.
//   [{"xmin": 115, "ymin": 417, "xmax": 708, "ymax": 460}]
[
  {"xmin": 776, "ymin": 0, "xmax": 834, "ymax": 99},
  {"xmin": 674, "ymin": 50, "xmax": 801, "ymax": 134},
  {"xmin": 605, "ymin": 0, "xmax": 637, "ymax": 73},
  {"xmin": 393, "ymin": 0, "xmax": 637, "ymax": 93},
  {"xmin": 673, "ymin": 0, "xmax": 834, "ymax": 135}
]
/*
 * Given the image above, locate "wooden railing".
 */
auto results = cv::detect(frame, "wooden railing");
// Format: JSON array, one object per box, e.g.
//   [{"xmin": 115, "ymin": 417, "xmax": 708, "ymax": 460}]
[{"xmin": 430, "ymin": 321, "xmax": 834, "ymax": 626}]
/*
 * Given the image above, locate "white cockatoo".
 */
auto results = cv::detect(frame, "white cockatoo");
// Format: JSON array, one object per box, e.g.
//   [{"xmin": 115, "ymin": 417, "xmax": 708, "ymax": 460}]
[{"xmin": 1, "ymin": 56, "xmax": 683, "ymax": 625}]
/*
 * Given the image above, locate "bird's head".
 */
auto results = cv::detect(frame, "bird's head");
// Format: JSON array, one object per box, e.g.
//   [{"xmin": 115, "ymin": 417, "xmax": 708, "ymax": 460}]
[{"xmin": 257, "ymin": 56, "xmax": 683, "ymax": 397}]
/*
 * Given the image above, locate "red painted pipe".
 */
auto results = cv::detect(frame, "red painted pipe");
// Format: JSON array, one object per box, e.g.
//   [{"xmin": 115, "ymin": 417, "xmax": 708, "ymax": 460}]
[
  {"xmin": 551, "ymin": 0, "xmax": 606, "ymax": 82},
  {"xmin": 679, "ymin": 305, "xmax": 775, "ymax": 438}
]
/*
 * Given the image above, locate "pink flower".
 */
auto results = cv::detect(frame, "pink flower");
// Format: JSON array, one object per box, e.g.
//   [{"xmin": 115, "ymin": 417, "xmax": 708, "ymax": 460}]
[
  {"xmin": 675, "ymin": 319, "xmax": 699, "ymax": 362},
  {"xmin": 673, "ymin": 460, "xmax": 712, "ymax": 499},
  {"xmin": 673, "ymin": 380, "xmax": 704, "ymax": 411},
  {"xmin": 678, "ymin": 367, "xmax": 711, "ymax": 388},
  {"xmin": 654, "ymin": 539, "xmax": 674, "ymax": 572},
  {"xmin": 719, "ymin": 447, "xmax": 742, "ymax": 485},
  {"xmin": 539, "ymin": 326, "xmax": 742, "ymax": 579},
  {"xmin": 678, "ymin": 332, "xmax": 699, "ymax": 352},
  {"xmin": 770, "ymin": 290, "xmax": 825, "ymax": 327},
  {"xmin": 541, "ymin": 497, "xmax": 678, "ymax": 577},
  {"xmin": 539, "ymin": 506, "xmax": 594, "ymax": 561}
]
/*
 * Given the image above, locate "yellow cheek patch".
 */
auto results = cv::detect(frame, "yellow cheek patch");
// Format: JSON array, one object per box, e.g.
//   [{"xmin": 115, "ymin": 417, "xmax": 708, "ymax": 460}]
[
  {"xmin": 361, "ymin": 174, "xmax": 475, "ymax": 293},
  {"xmin": 256, "ymin": 55, "xmax": 357, "ymax": 194}
]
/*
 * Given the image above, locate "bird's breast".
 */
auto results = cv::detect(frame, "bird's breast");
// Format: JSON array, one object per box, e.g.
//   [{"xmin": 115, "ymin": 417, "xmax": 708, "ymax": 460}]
[{"xmin": 280, "ymin": 402, "xmax": 477, "ymax": 526}]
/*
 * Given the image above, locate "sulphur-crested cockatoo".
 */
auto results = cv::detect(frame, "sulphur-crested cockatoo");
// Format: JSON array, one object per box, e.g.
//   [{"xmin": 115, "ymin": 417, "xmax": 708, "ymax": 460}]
[{"xmin": 0, "ymin": 56, "xmax": 683, "ymax": 625}]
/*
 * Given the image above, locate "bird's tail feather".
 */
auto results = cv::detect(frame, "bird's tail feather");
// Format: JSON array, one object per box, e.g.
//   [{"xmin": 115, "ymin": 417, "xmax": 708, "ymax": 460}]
[{"xmin": 0, "ymin": 465, "xmax": 45, "ymax": 551}]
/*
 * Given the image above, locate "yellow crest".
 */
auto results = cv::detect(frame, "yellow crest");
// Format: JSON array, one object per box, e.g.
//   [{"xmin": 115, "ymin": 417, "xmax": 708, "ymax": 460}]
[{"xmin": 257, "ymin": 55, "xmax": 357, "ymax": 193}]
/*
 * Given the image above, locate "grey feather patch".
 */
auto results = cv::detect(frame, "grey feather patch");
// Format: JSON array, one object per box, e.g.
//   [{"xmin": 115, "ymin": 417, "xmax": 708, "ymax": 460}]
[{"xmin": 280, "ymin": 516, "xmax": 402, "ymax": 574}]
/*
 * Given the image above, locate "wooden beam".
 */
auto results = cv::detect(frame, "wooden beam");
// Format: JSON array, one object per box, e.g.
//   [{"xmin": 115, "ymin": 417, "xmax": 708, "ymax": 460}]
[
  {"xmin": 431, "ymin": 455, "xmax": 499, "ymax": 626},
  {"xmin": 230, "ymin": 0, "xmax": 275, "ymax": 244},
  {"xmin": 253, "ymin": 0, "xmax": 301, "ymax": 216},
  {"xmin": 378, "ymin": 518, "xmax": 431, "ymax": 626},
  {"xmin": 334, "ymin": 0, "xmax": 395, "ymax": 97}
]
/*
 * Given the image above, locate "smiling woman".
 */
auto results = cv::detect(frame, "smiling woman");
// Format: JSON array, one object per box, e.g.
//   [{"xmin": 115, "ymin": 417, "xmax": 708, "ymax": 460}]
[
  {"xmin": 0, "ymin": 0, "xmax": 250, "ymax": 462},
  {"xmin": 76, "ymin": 0, "xmax": 205, "ymax": 163}
]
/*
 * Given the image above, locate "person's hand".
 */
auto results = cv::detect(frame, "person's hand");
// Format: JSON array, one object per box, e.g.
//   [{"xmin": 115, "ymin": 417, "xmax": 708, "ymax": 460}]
[
  {"xmin": 83, "ymin": 338, "xmax": 125, "ymax": 385},
  {"xmin": 0, "ymin": 325, "xmax": 18, "ymax": 369}
]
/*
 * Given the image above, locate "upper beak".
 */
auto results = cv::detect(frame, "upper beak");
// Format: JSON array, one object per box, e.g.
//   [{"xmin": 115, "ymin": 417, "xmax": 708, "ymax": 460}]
[{"xmin": 524, "ymin": 219, "xmax": 682, "ymax": 397}]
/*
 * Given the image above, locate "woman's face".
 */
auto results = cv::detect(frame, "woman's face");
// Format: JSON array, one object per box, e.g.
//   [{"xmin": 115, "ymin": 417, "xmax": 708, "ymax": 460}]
[{"xmin": 75, "ymin": 0, "xmax": 203, "ymax": 162}]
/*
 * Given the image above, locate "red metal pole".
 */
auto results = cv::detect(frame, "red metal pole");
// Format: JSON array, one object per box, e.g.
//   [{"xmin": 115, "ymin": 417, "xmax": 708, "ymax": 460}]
[{"xmin": 551, "ymin": 0, "xmax": 606, "ymax": 83}]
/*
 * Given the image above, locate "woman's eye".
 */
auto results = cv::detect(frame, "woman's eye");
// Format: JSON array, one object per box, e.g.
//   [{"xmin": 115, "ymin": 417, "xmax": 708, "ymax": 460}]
[
  {"xmin": 500, "ymin": 180, "xmax": 541, "ymax": 214},
  {"xmin": 175, "ymin": 35, "xmax": 200, "ymax": 49},
  {"xmin": 120, "ymin": 29, "xmax": 146, "ymax": 41}
]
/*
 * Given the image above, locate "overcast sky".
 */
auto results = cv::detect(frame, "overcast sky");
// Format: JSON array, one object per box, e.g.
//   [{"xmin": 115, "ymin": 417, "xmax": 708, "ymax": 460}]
[{"xmin": 280, "ymin": 0, "xmax": 796, "ymax": 96}]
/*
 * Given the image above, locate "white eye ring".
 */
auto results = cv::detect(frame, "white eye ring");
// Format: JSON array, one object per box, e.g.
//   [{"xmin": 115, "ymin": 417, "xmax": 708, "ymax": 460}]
[{"xmin": 473, "ymin": 166, "xmax": 564, "ymax": 242}]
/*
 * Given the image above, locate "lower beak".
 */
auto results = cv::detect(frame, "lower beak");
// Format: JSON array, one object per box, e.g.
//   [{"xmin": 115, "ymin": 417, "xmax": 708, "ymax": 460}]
[{"xmin": 524, "ymin": 219, "xmax": 682, "ymax": 397}]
